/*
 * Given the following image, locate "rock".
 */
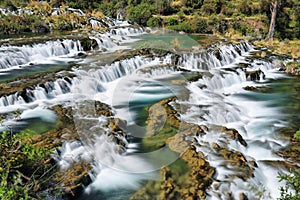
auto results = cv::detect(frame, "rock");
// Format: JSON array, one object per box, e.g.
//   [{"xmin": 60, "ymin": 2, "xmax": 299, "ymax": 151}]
[
  {"xmin": 239, "ymin": 192, "xmax": 249, "ymax": 200},
  {"xmin": 32, "ymin": 23, "xmax": 50, "ymax": 33},
  {"xmin": 56, "ymin": 162, "xmax": 92, "ymax": 198},
  {"xmin": 80, "ymin": 37, "xmax": 98, "ymax": 51},
  {"xmin": 221, "ymin": 127, "xmax": 247, "ymax": 147},
  {"xmin": 249, "ymin": 160, "xmax": 258, "ymax": 168},
  {"xmin": 243, "ymin": 85, "xmax": 270, "ymax": 92},
  {"xmin": 109, "ymin": 118, "xmax": 127, "ymax": 132},
  {"xmin": 159, "ymin": 167, "xmax": 180, "ymax": 200},
  {"xmin": 245, "ymin": 69, "xmax": 265, "ymax": 81}
]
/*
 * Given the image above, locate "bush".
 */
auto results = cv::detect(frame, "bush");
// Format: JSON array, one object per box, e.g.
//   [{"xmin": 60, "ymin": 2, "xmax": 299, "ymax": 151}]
[
  {"xmin": 278, "ymin": 170, "xmax": 300, "ymax": 200},
  {"xmin": 237, "ymin": 0, "xmax": 253, "ymax": 16},
  {"xmin": 164, "ymin": 16, "xmax": 179, "ymax": 26},
  {"xmin": 147, "ymin": 16, "xmax": 162, "ymax": 27},
  {"xmin": 207, "ymin": 15, "xmax": 228, "ymax": 34},
  {"xmin": 126, "ymin": 3, "xmax": 155, "ymax": 26},
  {"xmin": 94, "ymin": 2, "xmax": 115, "ymax": 17},
  {"xmin": 0, "ymin": 130, "xmax": 57, "ymax": 199},
  {"xmin": 294, "ymin": 130, "xmax": 300, "ymax": 140},
  {"xmin": 191, "ymin": 17, "xmax": 209, "ymax": 33},
  {"xmin": 168, "ymin": 23, "xmax": 193, "ymax": 33}
]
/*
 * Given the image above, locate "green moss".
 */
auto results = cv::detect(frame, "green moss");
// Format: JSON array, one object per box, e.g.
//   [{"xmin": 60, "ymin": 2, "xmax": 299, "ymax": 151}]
[
  {"xmin": 168, "ymin": 158, "xmax": 190, "ymax": 185},
  {"xmin": 142, "ymin": 124, "xmax": 177, "ymax": 152}
]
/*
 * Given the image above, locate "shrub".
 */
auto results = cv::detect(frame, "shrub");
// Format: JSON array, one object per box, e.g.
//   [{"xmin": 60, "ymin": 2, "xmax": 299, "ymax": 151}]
[
  {"xmin": 164, "ymin": 16, "xmax": 179, "ymax": 26},
  {"xmin": 237, "ymin": 0, "xmax": 253, "ymax": 16},
  {"xmin": 191, "ymin": 17, "xmax": 209, "ymax": 33},
  {"xmin": 168, "ymin": 23, "xmax": 193, "ymax": 33},
  {"xmin": 126, "ymin": 3, "xmax": 155, "ymax": 26},
  {"xmin": 278, "ymin": 170, "xmax": 300, "ymax": 200},
  {"xmin": 294, "ymin": 129, "xmax": 300, "ymax": 140},
  {"xmin": 0, "ymin": 130, "xmax": 57, "ymax": 199},
  {"xmin": 147, "ymin": 16, "xmax": 162, "ymax": 27}
]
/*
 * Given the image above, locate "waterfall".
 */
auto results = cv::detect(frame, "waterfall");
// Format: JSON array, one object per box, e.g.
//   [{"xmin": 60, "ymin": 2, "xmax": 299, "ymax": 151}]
[
  {"xmin": 109, "ymin": 27, "xmax": 145, "ymax": 37},
  {"xmin": 0, "ymin": 24, "xmax": 292, "ymax": 199},
  {"xmin": 0, "ymin": 78, "xmax": 73, "ymax": 108},
  {"xmin": 0, "ymin": 39, "xmax": 83, "ymax": 70},
  {"xmin": 176, "ymin": 41, "xmax": 288, "ymax": 199},
  {"xmin": 0, "ymin": 54, "xmax": 173, "ymax": 108},
  {"xmin": 179, "ymin": 41, "xmax": 254, "ymax": 71}
]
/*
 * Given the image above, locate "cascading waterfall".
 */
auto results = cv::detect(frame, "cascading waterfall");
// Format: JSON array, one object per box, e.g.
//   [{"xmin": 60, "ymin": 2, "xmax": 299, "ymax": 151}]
[
  {"xmin": 177, "ymin": 41, "xmax": 289, "ymax": 199},
  {"xmin": 0, "ymin": 39, "xmax": 83, "ymax": 70},
  {"xmin": 109, "ymin": 27, "xmax": 145, "ymax": 37},
  {"xmin": 178, "ymin": 42, "xmax": 254, "ymax": 71},
  {"xmin": 0, "ymin": 77, "xmax": 73, "ymax": 108},
  {"xmin": 0, "ymin": 18, "xmax": 294, "ymax": 199}
]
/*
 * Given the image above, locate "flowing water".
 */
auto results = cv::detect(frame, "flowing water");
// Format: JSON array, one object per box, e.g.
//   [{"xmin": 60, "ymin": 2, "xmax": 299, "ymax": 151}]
[{"xmin": 0, "ymin": 17, "xmax": 299, "ymax": 200}]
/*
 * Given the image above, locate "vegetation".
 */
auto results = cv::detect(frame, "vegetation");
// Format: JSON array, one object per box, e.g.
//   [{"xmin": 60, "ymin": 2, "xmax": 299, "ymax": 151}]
[
  {"xmin": 0, "ymin": 129, "xmax": 58, "ymax": 199},
  {"xmin": 278, "ymin": 170, "xmax": 300, "ymax": 200},
  {"xmin": 294, "ymin": 129, "xmax": 300, "ymax": 140},
  {"xmin": 0, "ymin": 0, "xmax": 299, "ymax": 40}
]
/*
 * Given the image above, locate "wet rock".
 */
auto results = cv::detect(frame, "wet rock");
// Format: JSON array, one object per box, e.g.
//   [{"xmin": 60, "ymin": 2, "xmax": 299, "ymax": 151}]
[
  {"xmin": 109, "ymin": 118, "xmax": 127, "ymax": 132},
  {"xmin": 32, "ymin": 23, "xmax": 50, "ymax": 33},
  {"xmin": 57, "ymin": 162, "xmax": 92, "ymax": 199},
  {"xmin": 245, "ymin": 69, "xmax": 265, "ymax": 81},
  {"xmin": 239, "ymin": 192, "xmax": 249, "ymax": 200},
  {"xmin": 243, "ymin": 85, "xmax": 270, "ymax": 92},
  {"xmin": 134, "ymin": 97, "xmax": 213, "ymax": 199},
  {"xmin": 159, "ymin": 167, "xmax": 180, "ymax": 200},
  {"xmin": 221, "ymin": 127, "xmax": 247, "ymax": 147},
  {"xmin": 249, "ymin": 160, "xmax": 258, "ymax": 168},
  {"xmin": 80, "ymin": 37, "xmax": 98, "ymax": 51}
]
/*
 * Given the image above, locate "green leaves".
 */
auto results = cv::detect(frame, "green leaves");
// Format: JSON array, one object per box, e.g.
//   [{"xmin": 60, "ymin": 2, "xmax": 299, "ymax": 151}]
[
  {"xmin": 278, "ymin": 170, "xmax": 300, "ymax": 200},
  {"xmin": 0, "ymin": 129, "xmax": 54, "ymax": 199},
  {"xmin": 126, "ymin": 3, "xmax": 156, "ymax": 25},
  {"xmin": 294, "ymin": 130, "xmax": 300, "ymax": 140}
]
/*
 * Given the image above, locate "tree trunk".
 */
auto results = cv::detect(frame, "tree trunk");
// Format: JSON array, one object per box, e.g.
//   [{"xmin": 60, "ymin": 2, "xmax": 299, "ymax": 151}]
[{"xmin": 267, "ymin": 0, "xmax": 278, "ymax": 40}]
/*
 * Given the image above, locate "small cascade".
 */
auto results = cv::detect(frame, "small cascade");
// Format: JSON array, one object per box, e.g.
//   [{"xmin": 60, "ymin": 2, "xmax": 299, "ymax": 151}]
[
  {"xmin": 0, "ymin": 39, "xmax": 83, "ymax": 70},
  {"xmin": 136, "ymin": 64, "xmax": 179, "ymax": 78},
  {"xmin": 52, "ymin": 7, "xmax": 85, "ymax": 16},
  {"xmin": 0, "ymin": 8, "xmax": 34, "ymax": 16},
  {"xmin": 0, "ymin": 77, "xmax": 73, "ymax": 107},
  {"xmin": 90, "ymin": 19, "xmax": 105, "ymax": 29},
  {"xmin": 109, "ymin": 27, "xmax": 145, "ymax": 37},
  {"xmin": 89, "ymin": 34, "xmax": 118, "ymax": 50},
  {"xmin": 179, "ymin": 51, "xmax": 221, "ymax": 71},
  {"xmin": 89, "ymin": 26, "xmax": 145, "ymax": 51},
  {"xmin": 179, "ymin": 41, "xmax": 254, "ymax": 71}
]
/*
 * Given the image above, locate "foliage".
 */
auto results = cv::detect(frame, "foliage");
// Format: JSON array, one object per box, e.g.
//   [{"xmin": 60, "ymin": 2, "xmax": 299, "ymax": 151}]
[
  {"xmin": 147, "ymin": 16, "xmax": 162, "ymax": 27},
  {"xmin": 278, "ymin": 170, "xmax": 300, "ymax": 200},
  {"xmin": 237, "ymin": 0, "xmax": 253, "ymax": 16},
  {"xmin": 168, "ymin": 23, "xmax": 193, "ymax": 33},
  {"xmin": 126, "ymin": 3, "xmax": 155, "ymax": 25},
  {"xmin": 164, "ymin": 16, "xmax": 179, "ymax": 26},
  {"xmin": 0, "ymin": 0, "xmax": 298, "ymax": 39},
  {"xmin": 0, "ymin": 130, "xmax": 58, "ymax": 199},
  {"xmin": 294, "ymin": 129, "xmax": 300, "ymax": 140}
]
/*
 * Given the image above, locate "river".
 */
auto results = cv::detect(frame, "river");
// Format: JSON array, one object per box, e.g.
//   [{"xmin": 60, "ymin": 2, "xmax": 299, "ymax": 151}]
[{"xmin": 0, "ymin": 18, "xmax": 299, "ymax": 200}]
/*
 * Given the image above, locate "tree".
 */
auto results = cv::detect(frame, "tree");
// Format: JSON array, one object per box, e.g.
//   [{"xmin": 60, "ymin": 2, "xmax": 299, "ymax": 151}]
[
  {"xmin": 267, "ymin": 0, "xmax": 278, "ymax": 40},
  {"xmin": 126, "ymin": 3, "xmax": 155, "ymax": 25}
]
